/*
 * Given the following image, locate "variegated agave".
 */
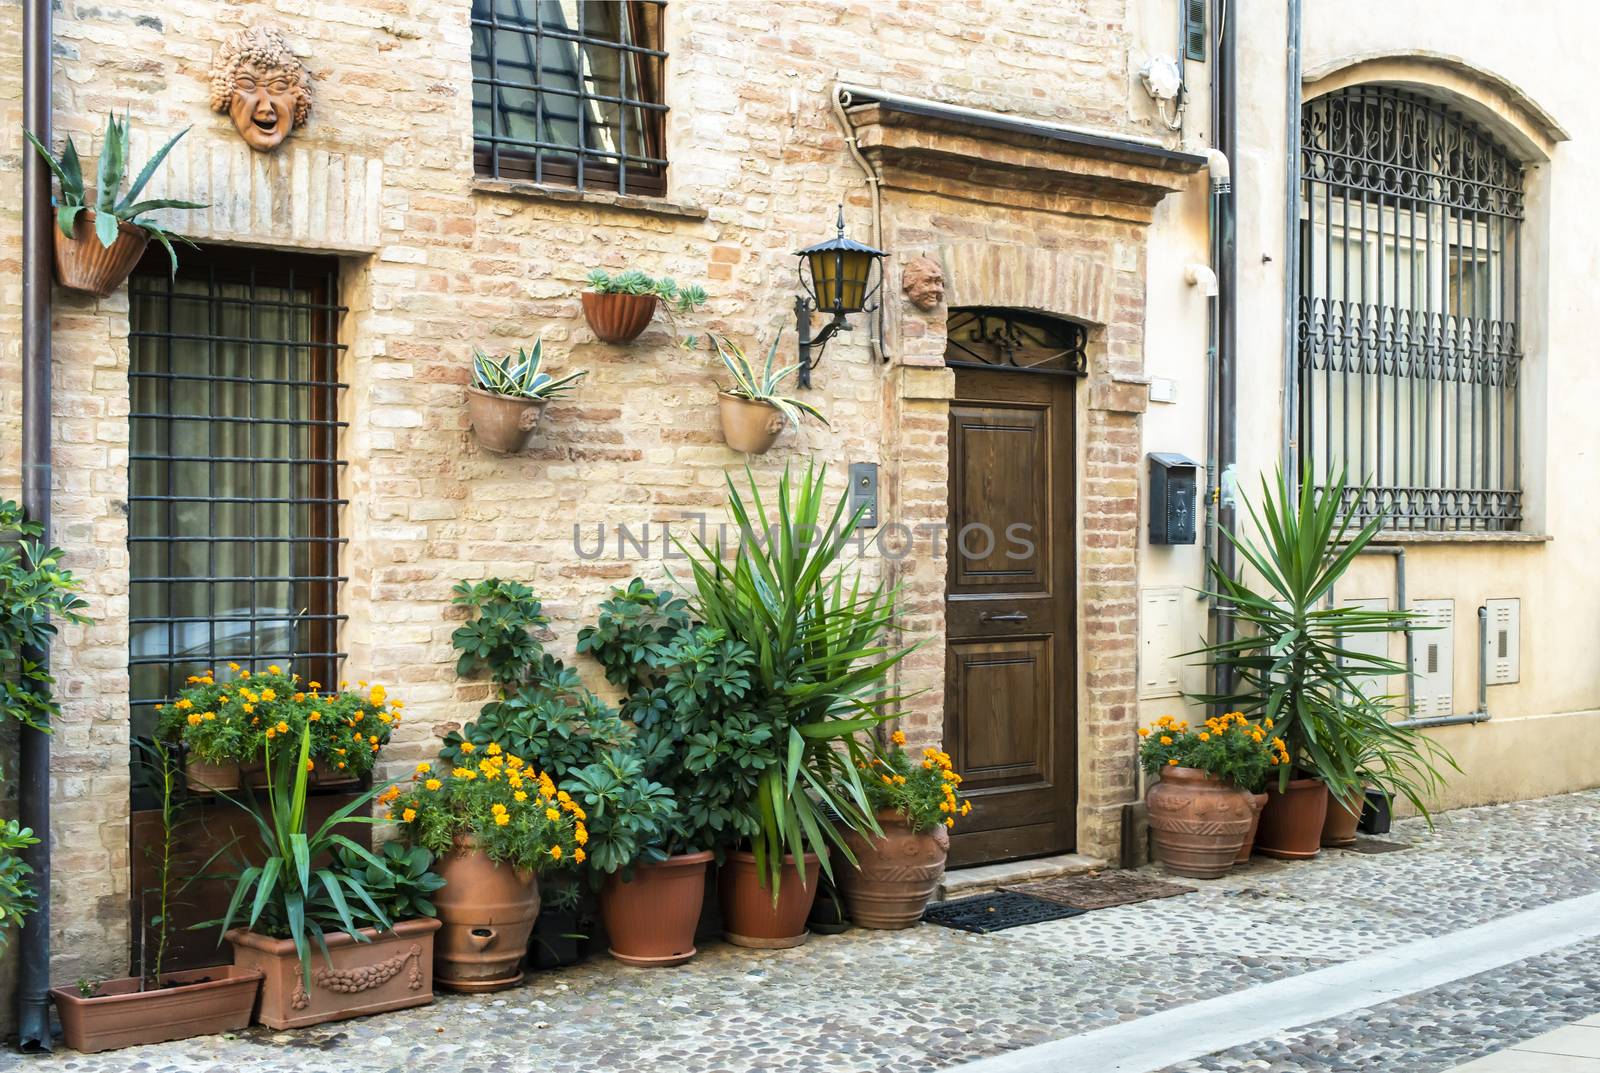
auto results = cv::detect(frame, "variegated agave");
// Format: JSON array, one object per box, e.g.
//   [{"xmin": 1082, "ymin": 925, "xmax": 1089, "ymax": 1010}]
[
  {"xmin": 714, "ymin": 335, "xmax": 827, "ymax": 430},
  {"xmin": 25, "ymin": 112, "xmax": 206, "ymax": 276},
  {"xmin": 471, "ymin": 340, "xmax": 587, "ymax": 401}
]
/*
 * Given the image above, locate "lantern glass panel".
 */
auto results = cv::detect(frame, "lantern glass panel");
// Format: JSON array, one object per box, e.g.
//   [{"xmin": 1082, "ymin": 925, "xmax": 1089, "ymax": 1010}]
[{"xmin": 807, "ymin": 249, "xmax": 873, "ymax": 314}]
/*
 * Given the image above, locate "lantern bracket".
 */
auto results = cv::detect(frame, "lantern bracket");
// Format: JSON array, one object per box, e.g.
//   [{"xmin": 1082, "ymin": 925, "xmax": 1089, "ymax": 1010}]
[{"xmin": 792, "ymin": 205, "xmax": 884, "ymax": 389}]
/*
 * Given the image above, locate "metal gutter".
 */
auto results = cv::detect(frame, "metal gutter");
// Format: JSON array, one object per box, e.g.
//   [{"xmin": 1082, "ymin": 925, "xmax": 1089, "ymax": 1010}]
[
  {"xmin": 835, "ymin": 83, "xmax": 1208, "ymax": 169},
  {"xmin": 18, "ymin": 0, "xmax": 54, "ymax": 1051},
  {"xmin": 1282, "ymin": 0, "xmax": 1303, "ymax": 482},
  {"xmin": 1210, "ymin": 0, "xmax": 1240, "ymax": 692}
]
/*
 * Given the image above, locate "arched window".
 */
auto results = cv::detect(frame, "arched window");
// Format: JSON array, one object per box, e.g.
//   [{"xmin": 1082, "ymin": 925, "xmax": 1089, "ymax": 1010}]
[{"xmin": 1298, "ymin": 85, "xmax": 1523, "ymax": 531}]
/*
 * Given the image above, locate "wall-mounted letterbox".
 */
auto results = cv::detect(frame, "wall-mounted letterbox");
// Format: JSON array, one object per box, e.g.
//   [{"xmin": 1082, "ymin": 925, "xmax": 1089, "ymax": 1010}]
[{"xmin": 1148, "ymin": 452, "xmax": 1199, "ymax": 545}]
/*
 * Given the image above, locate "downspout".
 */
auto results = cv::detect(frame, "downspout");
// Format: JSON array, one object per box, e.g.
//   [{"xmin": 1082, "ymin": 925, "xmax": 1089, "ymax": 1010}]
[
  {"xmin": 1210, "ymin": 0, "xmax": 1240, "ymax": 688},
  {"xmin": 1282, "ymin": 0, "xmax": 1303, "ymax": 483},
  {"xmin": 18, "ymin": 0, "xmax": 54, "ymax": 1051},
  {"xmin": 830, "ymin": 83, "xmax": 886, "ymax": 365},
  {"xmin": 1199, "ymin": 149, "xmax": 1228, "ymax": 610}
]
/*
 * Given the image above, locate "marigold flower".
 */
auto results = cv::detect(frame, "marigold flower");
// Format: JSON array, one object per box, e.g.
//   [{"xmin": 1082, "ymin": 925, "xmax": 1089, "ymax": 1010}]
[
  {"xmin": 261, "ymin": 689, "xmax": 277, "ymax": 702},
  {"xmin": 549, "ymin": 845, "xmax": 562, "ymax": 860},
  {"xmin": 1168, "ymin": 757, "xmax": 1179, "ymax": 765},
  {"xmin": 494, "ymin": 812, "xmax": 510, "ymax": 826},
  {"xmin": 573, "ymin": 847, "xmax": 585, "ymax": 864},
  {"xmin": 308, "ymin": 712, "xmax": 320, "ymax": 722},
  {"xmin": 890, "ymin": 730, "xmax": 907, "ymax": 746},
  {"xmin": 460, "ymin": 742, "xmax": 476, "ymax": 754},
  {"xmin": 545, "ymin": 808, "xmax": 560, "ymax": 822},
  {"xmin": 402, "ymin": 808, "xmax": 417, "ymax": 823},
  {"xmin": 1159, "ymin": 735, "xmax": 1173, "ymax": 746},
  {"xmin": 305, "ymin": 759, "xmax": 315, "ymax": 772},
  {"xmin": 514, "ymin": 790, "xmax": 527, "ymax": 802},
  {"xmin": 424, "ymin": 778, "xmax": 442, "ymax": 791},
  {"xmin": 574, "ymin": 825, "xmax": 588, "ymax": 845}
]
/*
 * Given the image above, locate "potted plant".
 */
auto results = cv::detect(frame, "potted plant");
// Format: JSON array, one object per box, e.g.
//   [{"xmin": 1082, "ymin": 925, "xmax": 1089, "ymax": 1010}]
[
  {"xmin": 713, "ymin": 335, "xmax": 827, "ymax": 454},
  {"xmin": 568, "ymin": 749, "xmax": 711, "ymax": 967},
  {"xmin": 1137, "ymin": 712, "xmax": 1279, "ymax": 878},
  {"xmin": 25, "ymin": 112, "xmax": 205, "ymax": 296},
  {"xmin": 582, "ymin": 268, "xmax": 707, "ymax": 344},
  {"xmin": 157, "ymin": 665, "xmax": 401, "ymax": 793},
  {"xmin": 51, "ymin": 741, "xmax": 262, "ymax": 1053},
  {"xmin": 1189, "ymin": 466, "xmax": 1457, "ymax": 859},
  {"xmin": 678, "ymin": 465, "xmax": 911, "ymax": 947},
  {"xmin": 389, "ymin": 747, "xmax": 582, "ymax": 992},
  {"xmin": 837, "ymin": 731, "xmax": 969, "ymax": 929},
  {"xmin": 212, "ymin": 727, "xmax": 442, "ymax": 1029},
  {"xmin": 467, "ymin": 341, "xmax": 587, "ymax": 454}
]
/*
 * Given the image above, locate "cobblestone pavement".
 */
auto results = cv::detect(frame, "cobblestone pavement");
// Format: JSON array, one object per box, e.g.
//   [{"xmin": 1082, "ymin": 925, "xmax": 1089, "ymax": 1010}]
[{"xmin": 12, "ymin": 790, "xmax": 1600, "ymax": 1073}]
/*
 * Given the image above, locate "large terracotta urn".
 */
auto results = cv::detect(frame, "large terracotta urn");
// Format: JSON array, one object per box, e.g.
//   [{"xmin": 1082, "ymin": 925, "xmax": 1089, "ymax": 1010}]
[
  {"xmin": 1321, "ymin": 785, "xmax": 1365, "ymax": 847},
  {"xmin": 1255, "ymin": 776, "xmax": 1331, "ymax": 859},
  {"xmin": 837, "ymin": 809, "xmax": 949, "ymax": 929},
  {"xmin": 1145, "ymin": 766, "xmax": 1254, "ymax": 879},
  {"xmin": 601, "ymin": 850, "xmax": 714, "ymax": 967},
  {"xmin": 718, "ymin": 850, "xmax": 820, "ymax": 949},
  {"xmin": 431, "ymin": 836, "xmax": 540, "ymax": 992}
]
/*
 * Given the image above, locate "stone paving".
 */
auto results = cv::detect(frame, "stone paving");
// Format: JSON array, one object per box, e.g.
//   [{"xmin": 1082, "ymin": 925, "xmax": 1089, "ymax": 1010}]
[{"xmin": 11, "ymin": 790, "xmax": 1600, "ymax": 1073}]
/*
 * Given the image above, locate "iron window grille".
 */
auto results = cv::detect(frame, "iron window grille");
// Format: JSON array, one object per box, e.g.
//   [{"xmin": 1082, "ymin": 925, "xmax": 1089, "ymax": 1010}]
[
  {"xmin": 945, "ymin": 307, "xmax": 1089, "ymax": 377},
  {"xmin": 472, "ymin": 0, "xmax": 668, "ymax": 196},
  {"xmin": 127, "ymin": 248, "xmax": 347, "ymax": 743},
  {"xmin": 1297, "ymin": 85, "xmax": 1524, "ymax": 532}
]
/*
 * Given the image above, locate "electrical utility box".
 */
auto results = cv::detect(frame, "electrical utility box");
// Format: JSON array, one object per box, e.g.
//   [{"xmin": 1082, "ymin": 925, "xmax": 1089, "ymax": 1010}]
[{"xmin": 1148, "ymin": 453, "xmax": 1199, "ymax": 545}]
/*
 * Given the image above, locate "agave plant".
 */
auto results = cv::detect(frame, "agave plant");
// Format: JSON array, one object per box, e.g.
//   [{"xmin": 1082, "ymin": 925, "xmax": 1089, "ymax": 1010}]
[
  {"xmin": 714, "ymin": 335, "xmax": 827, "ymax": 430},
  {"xmin": 471, "ymin": 340, "xmax": 587, "ymax": 401},
  {"xmin": 25, "ymin": 112, "xmax": 206, "ymax": 274}
]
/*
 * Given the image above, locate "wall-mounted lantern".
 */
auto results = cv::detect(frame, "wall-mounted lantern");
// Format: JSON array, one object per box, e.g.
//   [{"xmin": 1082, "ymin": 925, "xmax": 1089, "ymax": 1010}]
[{"xmin": 793, "ymin": 206, "xmax": 885, "ymax": 388}]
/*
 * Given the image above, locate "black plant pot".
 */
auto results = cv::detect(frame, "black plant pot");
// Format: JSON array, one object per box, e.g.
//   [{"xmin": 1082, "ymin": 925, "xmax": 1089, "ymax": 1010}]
[
  {"xmin": 528, "ymin": 881, "xmax": 600, "ymax": 969},
  {"xmin": 1358, "ymin": 788, "xmax": 1393, "ymax": 835},
  {"xmin": 807, "ymin": 882, "xmax": 851, "ymax": 936}
]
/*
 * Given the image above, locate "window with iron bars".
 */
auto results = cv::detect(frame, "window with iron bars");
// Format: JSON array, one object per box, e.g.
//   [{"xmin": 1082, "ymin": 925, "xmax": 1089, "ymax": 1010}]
[
  {"xmin": 127, "ymin": 248, "xmax": 347, "ymax": 749},
  {"xmin": 1297, "ymin": 85, "xmax": 1524, "ymax": 532},
  {"xmin": 471, "ymin": 0, "xmax": 668, "ymax": 196}
]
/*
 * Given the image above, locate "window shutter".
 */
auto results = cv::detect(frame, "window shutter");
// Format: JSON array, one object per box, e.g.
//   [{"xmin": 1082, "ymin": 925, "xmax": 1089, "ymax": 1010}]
[{"xmin": 1184, "ymin": 0, "xmax": 1207, "ymax": 62}]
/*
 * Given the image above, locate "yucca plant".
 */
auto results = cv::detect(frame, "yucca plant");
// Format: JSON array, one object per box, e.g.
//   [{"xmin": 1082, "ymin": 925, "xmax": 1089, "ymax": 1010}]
[
  {"xmin": 676, "ymin": 464, "xmax": 913, "ymax": 897},
  {"xmin": 1187, "ymin": 465, "xmax": 1457, "ymax": 819},
  {"xmin": 715, "ymin": 335, "xmax": 827, "ymax": 430},
  {"xmin": 471, "ymin": 340, "xmax": 587, "ymax": 401},
  {"xmin": 25, "ymin": 112, "xmax": 206, "ymax": 274}
]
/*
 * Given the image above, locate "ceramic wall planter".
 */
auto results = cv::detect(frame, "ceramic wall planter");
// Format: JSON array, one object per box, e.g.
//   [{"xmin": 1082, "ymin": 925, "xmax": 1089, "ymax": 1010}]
[
  {"xmin": 226, "ymin": 918, "xmax": 440, "ymax": 1030},
  {"xmin": 467, "ymin": 387, "xmax": 548, "ymax": 454},
  {"xmin": 718, "ymin": 850, "xmax": 820, "ymax": 949},
  {"xmin": 55, "ymin": 210, "xmax": 149, "ymax": 298},
  {"xmin": 838, "ymin": 809, "xmax": 949, "ymax": 929},
  {"xmin": 1321, "ymin": 785, "xmax": 1365, "ymax": 847},
  {"xmin": 718, "ymin": 393, "xmax": 786, "ymax": 454},
  {"xmin": 601, "ymin": 850, "xmax": 714, "ymax": 967},
  {"xmin": 1235, "ymin": 791, "xmax": 1269, "ymax": 862},
  {"xmin": 1145, "ymin": 766, "xmax": 1253, "ymax": 878},
  {"xmin": 582, "ymin": 291, "xmax": 658, "ymax": 343},
  {"xmin": 184, "ymin": 757, "xmax": 241, "ymax": 794},
  {"xmin": 432, "ymin": 836, "xmax": 540, "ymax": 992},
  {"xmin": 1254, "ymin": 776, "xmax": 1330, "ymax": 859},
  {"xmin": 51, "ymin": 966, "xmax": 262, "ymax": 1053}
]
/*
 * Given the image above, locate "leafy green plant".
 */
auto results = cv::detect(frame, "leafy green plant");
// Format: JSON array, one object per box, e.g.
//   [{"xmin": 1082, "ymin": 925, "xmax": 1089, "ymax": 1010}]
[
  {"xmin": 25, "ymin": 112, "xmax": 205, "ymax": 274},
  {"xmin": 861, "ymin": 733, "xmax": 970, "ymax": 833},
  {"xmin": 450, "ymin": 579, "xmax": 550, "ymax": 686},
  {"xmin": 714, "ymin": 335, "xmax": 827, "ymax": 430},
  {"xmin": 74, "ymin": 977, "xmax": 100, "ymax": 999},
  {"xmin": 676, "ymin": 464, "xmax": 913, "ymax": 895},
  {"xmin": 1187, "ymin": 466, "xmax": 1457, "ymax": 817},
  {"xmin": 390, "ymin": 751, "xmax": 584, "ymax": 872},
  {"xmin": 0, "ymin": 821, "xmax": 39, "ymax": 953},
  {"xmin": 210, "ymin": 726, "xmax": 398, "ymax": 989},
  {"xmin": 0, "ymin": 500, "xmax": 91, "ymax": 733},
  {"xmin": 329, "ymin": 842, "xmax": 445, "ymax": 925},
  {"xmin": 576, "ymin": 578, "xmax": 691, "ymax": 692},
  {"xmin": 471, "ymin": 340, "xmax": 587, "ymax": 401},
  {"xmin": 567, "ymin": 749, "xmax": 679, "ymax": 879},
  {"xmin": 1137, "ymin": 711, "xmax": 1283, "ymax": 794},
  {"xmin": 585, "ymin": 268, "xmax": 707, "ymax": 313}
]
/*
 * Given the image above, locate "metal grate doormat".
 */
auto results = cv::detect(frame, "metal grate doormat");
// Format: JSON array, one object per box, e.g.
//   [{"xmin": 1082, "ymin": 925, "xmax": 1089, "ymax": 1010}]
[
  {"xmin": 923, "ymin": 891, "xmax": 1084, "ymax": 933},
  {"xmin": 1344, "ymin": 838, "xmax": 1411, "ymax": 855},
  {"xmin": 1003, "ymin": 870, "xmax": 1197, "ymax": 911}
]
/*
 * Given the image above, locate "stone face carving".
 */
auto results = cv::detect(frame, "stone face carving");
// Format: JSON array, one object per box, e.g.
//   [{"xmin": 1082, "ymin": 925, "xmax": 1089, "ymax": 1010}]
[
  {"xmin": 209, "ymin": 27, "xmax": 311, "ymax": 152},
  {"xmin": 901, "ymin": 256, "xmax": 946, "ymax": 311}
]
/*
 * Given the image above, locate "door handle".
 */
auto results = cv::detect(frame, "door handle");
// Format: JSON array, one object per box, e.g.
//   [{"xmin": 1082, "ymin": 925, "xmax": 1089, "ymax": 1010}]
[{"xmin": 981, "ymin": 612, "xmax": 1029, "ymax": 623}]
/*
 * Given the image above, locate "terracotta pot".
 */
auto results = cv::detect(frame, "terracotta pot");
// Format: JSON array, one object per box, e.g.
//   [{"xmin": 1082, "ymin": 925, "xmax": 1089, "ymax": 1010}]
[
  {"xmin": 226, "ymin": 918, "xmax": 440, "ymax": 1030},
  {"xmin": 184, "ymin": 757, "xmax": 241, "ymax": 794},
  {"xmin": 582, "ymin": 290, "xmax": 658, "ymax": 343},
  {"xmin": 432, "ymin": 837, "xmax": 540, "ymax": 992},
  {"xmin": 1255, "ymin": 776, "xmax": 1331, "ymax": 859},
  {"xmin": 467, "ymin": 386, "xmax": 548, "ymax": 454},
  {"xmin": 601, "ymin": 850, "xmax": 714, "ymax": 967},
  {"xmin": 51, "ymin": 966, "xmax": 262, "ymax": 1053},
  {"xmin": 1236, "ymin": 791, "xmax": 1269, "ymax": 862},
  {"xmin": 838, "ymin": 809, "xmax": 949, "ymax": 929},
  {"xmin": 1321, "ymin": 785, "xmax": 1365, "ymax": 847},
  {"xmin": 54, "ymin": 210, "xmax": 148, "ymax": 298},
  {"xmin": 718, "ymin": 850, "xmax": 821, "ymax": 949},
  {"xmin": 718, "ymin": 392, "xmax": 787, "ymax": 454},
  {"xmin": 1145, "ymin": 767, "xmax": 1254, "ymax": 879}
]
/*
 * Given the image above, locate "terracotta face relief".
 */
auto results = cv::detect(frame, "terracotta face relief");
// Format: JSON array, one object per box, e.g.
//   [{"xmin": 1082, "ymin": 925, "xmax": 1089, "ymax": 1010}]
[
  {"xmin": 210, "ymin": 27, "xmax": 311, "ymax": 152},
  {"xmin": 901, "ymin": 256, "xmax": 946, "ymax": 311}
]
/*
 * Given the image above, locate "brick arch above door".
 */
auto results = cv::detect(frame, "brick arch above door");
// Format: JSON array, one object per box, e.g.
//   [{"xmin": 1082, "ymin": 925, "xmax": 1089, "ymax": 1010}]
[{"xmin": 938, "ymin": 244, "xmax": 1112, "ymax": 328}]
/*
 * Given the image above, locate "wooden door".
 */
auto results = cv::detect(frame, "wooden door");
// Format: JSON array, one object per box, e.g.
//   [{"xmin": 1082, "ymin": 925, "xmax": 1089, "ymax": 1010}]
[{"xmin": 944, "ymin": 367, "xmax": 1077, "ymax": 866}]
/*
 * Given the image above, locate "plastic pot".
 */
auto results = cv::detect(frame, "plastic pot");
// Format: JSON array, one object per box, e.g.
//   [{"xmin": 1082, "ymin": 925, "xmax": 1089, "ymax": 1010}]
[{"xmin": 718, "ymin": 850, "xmax": 820, "ymax": 949}]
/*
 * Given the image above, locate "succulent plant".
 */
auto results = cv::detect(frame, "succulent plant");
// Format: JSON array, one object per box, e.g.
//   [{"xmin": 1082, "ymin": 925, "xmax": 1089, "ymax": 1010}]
[
  {"xmin": 471, "ymin": 339, "xmax": 587, "ymax": 401},
  {"xmin": 587, "ymin": 267, "xmax": 708, "ymax": 314},
  {"xmin": 714, "ymin": 334, "xmax": 827, "ymax": 429}
]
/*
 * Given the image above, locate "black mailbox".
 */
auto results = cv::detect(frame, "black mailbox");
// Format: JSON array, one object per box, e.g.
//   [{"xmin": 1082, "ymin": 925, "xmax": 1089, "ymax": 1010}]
[{"xmin": 1148, "ymin": 452, "xmax": 1199, "ymax": 545}]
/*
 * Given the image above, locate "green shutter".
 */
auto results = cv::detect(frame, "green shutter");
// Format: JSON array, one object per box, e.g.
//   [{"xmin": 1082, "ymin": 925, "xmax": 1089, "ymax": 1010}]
[{"xmin": 1184, "ymin": 0, "xmax": 1207, "ymax": 62}]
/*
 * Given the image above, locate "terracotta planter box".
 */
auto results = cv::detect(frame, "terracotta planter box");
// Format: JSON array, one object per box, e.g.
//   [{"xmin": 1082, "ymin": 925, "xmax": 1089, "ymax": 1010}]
[
  {"xmin": 54, "ymin": 209, "xmax": 148, "ymax": 298},
  {"xmin": 467, "ymin": 386, "xmax": 547, "ymax": 454},
  {"xmin": 582, "ymin": 290, "xmax": 658, "ymax": 343},
  {"xmin": 184, "ymin": 757, "xmax": 242, "ymax": 794},
  {"xmin": 50, "ymin": 966, "xmax": 262, "ymax": 1053},
  {"xmin": 227, "ymin": 917, "xmax": 441, "ymax": 1029},
  {"xmin": 838, "ymin": 810, "xmax": 948, "ymax": 929},
  {"xmin": 718, "ymin": 850, "xmax": 820, "ymax": 949},
  {"xmin": 1145, "ymin": 766, "xmax": 1253, "ymax": 879},
  {"xmin": 601, "ymin": 850, "xmax": 713, "ymax": 966},
  {"xmin": 718, "ymin": 393, "xmax": 786, "ymax": 454}
]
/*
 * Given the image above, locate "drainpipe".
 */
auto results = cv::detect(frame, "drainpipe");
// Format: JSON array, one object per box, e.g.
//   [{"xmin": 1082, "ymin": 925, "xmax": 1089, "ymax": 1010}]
[
  {"xmin": 830, "ymin": 84, "xmax": 886, "ymax": 366},
  {"xmin": 1209, "ymin": 0, "xmax": 1240, "ymax": 688},
  {"xmin": 1393, "ymin": 606, "xmax": 1493, "ymax": 729},
  {"xmin": 1198, "ymin": 149, "xmax": 1228, "ymax": 611},
  {"xmin": 1282, "ymin": 0, "xmax": 1303, "ymax": 483},
  {"xmin": 18, "ymin": 0, "xmax": 54, "ymax": 1052}
]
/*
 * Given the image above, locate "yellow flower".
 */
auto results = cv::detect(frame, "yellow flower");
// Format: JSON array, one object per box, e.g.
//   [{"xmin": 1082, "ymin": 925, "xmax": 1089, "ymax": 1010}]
[
  {"xmin": 514, "ymin": 790, "xmax": 527, "ymax": 802},
  {"xmin": 460, "ymin": 742, "xmax": 476, "ymax": 754},
  {"xmin": 494, "ymin": 812, "xmax": 510, "ymax": 826},
  {"xmin": 1198, "ymin": 732, "xmax": 1210, "ymax": 742},
  {"xmin": 186, "ymin": 713, "xmax": 202, "ymax": 727},
  {"xmin": 1168, "ymin": 757, "xmax": 1179, "ymax": 766},
  {"xmin": 305, "ymin": 759, "xmax": 315, "ymax": 772},
  {"xmin": 276, "ymin": 721, "xmax": 290, "ymax": 734},
  {"xmin": 574, "ymin": 825, "xmax": 588, "ymax": 845},
  {"xmin": 545, "ymin": 808, "xmax": 560, "ymax": 822},
  {"xmin": 549, "ymin": 845, "xmax": 562, "ymax": 860},
  {"xmin": 228, "ymin": 662, "xmax": 240, "ymax": 672},
  {"xmin": 453, "ymin": 767, "xmax": 478, "ymax": 780},
  {"xmin": 402, "ymin": 808, "xmax": 417, "ymax": 823},
  {"xmin": 944, "ymin": 817, "xmax": 955, "ymax": 828},
  {"xmin": 491, "ymin": 803, "xmax": 507, "ymax": 815},
  {"xmin": 268, "ymin": 665, "xmax": 282, "ymax": 675},
  {"xmin": 1138, "ymin": 727, "xmax": 1151, "ymax": 737},
  {"xmin": 1159, "ymin": 735, "xmax": 1173, "ymax": 746},
  {"xmin": 486, "ymin": 743, "xmax": 502, "ymax": 756},
  {"xmin": 416, "ymin": 762, "xmax": 431, "ymax": 775},
  {"xmin": 424, "ymin": 778, "xmax": 442, "ymax": 791},
  {"xmin": 308, "ymin": 712, "xmax": 320, "ymax": 722},
  {"xmin": 203, "ymin": 712, "xmax": 216, "ymax": 721},
  {"xmin": 175, "ymin": 699, "xmax": 193, "ymax": 711},
  {"xmin": 573, "ymin": 848, "xmax": 586, "ymax": 864},
  {"xmin": 960, "ymin": 801, "xmax": 972, "ymax": 816},
  {"xmin": 264, "ymin": 728, "xmax": 275, "ymax": 740},
  {"xmin": 260, "ymin": 689, "xmax": 277, "ymax": 702},
  {"xmin": 308, "ymin": 681, "xmax": 321, "ymax": 690},
  {"xmin": 890, "ymin": 730, "xmax": 907, "ymax": 746}
]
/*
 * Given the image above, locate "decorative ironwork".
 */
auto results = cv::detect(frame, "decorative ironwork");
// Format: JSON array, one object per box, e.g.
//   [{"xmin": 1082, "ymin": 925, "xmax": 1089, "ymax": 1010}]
[
  {"xmin": 471, "ymin": 0, "xmax": 668, "ymax": 196},
  {"xmin": 945, "ymin": 307, "xmax": 1089, "ymax": 377},
  {"xmin": 1298, "ymin": 86, "xmax": 1523, "ymax": 531}
]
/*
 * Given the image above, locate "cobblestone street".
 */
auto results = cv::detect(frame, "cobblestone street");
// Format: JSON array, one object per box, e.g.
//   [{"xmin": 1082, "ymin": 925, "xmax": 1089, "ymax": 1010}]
[{"xmin": 7, "ymin": 790, "xmax": 1599, "ymax": 1073}]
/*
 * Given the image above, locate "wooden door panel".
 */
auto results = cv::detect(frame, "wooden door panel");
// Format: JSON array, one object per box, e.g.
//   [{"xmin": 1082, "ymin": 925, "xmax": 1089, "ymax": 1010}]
[
  {"xmin": 948, "ymin": 638, "xmax": 1052, "ymax": 788},
  {"xmin": 949, "ymin": 402, "xmax": 1048, "ymax": 594}
]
